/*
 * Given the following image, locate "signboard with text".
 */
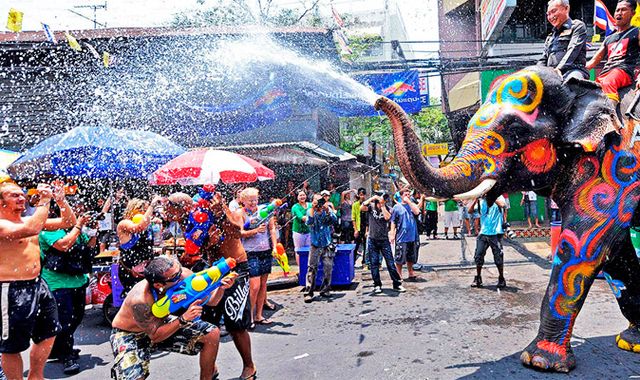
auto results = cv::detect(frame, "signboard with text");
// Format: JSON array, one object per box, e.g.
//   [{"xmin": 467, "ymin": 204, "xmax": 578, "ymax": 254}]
[{"xmin": 480, "ymin": 0, "xmax": 517, "ymax": 47}]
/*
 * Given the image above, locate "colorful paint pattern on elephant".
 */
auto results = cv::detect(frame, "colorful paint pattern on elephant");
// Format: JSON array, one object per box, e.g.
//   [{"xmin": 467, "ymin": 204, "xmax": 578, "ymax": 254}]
[
  {"xmin": 441, "ymin": 70, "xmax": 554, "ymax": 179},
  {"xmin": 549, "ymin": 139, "xmax": 640, "ymax": 343},
  {"xmin": 603, "ymin": 271, "xmax": 627, "ymax": 298}
]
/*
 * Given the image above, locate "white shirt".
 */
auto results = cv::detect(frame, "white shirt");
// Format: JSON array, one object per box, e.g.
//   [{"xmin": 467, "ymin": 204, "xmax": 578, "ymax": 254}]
[
  {"xmin": 229, "ymin": 199, "xmax": 241, "ymax": 212},
  {"xmin": 527, "ymin": 191, "xmax": 537, "ymax": 201}
]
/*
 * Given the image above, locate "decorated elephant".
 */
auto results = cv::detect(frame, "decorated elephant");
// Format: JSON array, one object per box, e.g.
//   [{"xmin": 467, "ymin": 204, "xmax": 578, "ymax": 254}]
[{"xmin": 375, "ymin": 65, "xmax": 640, "ymax": 372}]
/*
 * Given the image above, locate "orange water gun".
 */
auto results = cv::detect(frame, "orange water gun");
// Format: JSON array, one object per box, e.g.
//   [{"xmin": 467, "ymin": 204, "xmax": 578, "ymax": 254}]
[{"xmin": 273, "ymin": 243, "xmax": 290, "ymax": 276}]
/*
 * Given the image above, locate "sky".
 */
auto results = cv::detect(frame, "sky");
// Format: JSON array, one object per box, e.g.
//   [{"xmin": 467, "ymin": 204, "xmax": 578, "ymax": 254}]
[{"xmin": 2, "ymin": 0, "xmax": 440, "ymax": 97}]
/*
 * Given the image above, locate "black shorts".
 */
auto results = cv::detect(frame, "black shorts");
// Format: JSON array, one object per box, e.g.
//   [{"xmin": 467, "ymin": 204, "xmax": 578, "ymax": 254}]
[
  {"xmin": 0, "ymin": 278, "xmax": 61, "ymax": 353},
  {"xmin": 247, "ymin": 250, "xmax": 273, "ymax": 278},
  {"xmin": 474, "ymin": 234, "xmax": 504, "ymax": 267},
  {"xmin": 202, "ymin": 261, "xmax": 252, "ymax": 332},
  {"xmin": 394, "ymin": 241, "xmax": 418, "ymax": 265}
]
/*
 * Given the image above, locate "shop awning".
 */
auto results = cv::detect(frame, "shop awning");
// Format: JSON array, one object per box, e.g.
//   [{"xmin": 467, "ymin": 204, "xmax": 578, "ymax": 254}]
[{"xmin": 214, "ymin": 140, "xmax": 365, "ymax": 168}]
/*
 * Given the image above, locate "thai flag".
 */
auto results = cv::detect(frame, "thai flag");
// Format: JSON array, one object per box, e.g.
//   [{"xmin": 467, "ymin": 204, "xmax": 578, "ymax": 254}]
[{"xmin": 594, "ymin": 0, "xmax": 617, "ymax": 36}]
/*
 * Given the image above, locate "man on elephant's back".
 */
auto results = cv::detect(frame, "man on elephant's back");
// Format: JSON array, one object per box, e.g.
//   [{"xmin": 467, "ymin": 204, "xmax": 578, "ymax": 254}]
[
  {"xmin": 539, "ymin": 0, "xmax": 589, "ymax": 80},
  {"xmin": 587, "ymin": 0, "xmax": 640, "ymax": 106}
]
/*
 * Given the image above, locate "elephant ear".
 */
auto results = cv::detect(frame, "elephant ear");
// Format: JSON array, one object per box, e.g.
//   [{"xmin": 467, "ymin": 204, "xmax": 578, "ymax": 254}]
[{"xmin": 560, "ymin": 77, "xmax": 621, "ymax": 152}]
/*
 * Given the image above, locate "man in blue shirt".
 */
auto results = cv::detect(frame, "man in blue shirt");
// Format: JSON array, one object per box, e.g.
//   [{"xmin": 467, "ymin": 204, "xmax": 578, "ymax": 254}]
[
  {"xmin": 304, "ymin": 194, "xmax": 338, "ymax": 303},
  {"xmin": 469, "ymin": 196, "xmax": 507, "ymax": 288},
  {"xmin": 390, "ymin": 189, "xmax": 422, "ymax": 281}
]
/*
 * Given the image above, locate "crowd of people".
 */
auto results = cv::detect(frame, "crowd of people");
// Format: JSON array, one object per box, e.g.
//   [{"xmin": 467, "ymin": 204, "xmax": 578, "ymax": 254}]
[{"xmin": 0, "ymin": 172, "xmax": 569, "ymax": 380}]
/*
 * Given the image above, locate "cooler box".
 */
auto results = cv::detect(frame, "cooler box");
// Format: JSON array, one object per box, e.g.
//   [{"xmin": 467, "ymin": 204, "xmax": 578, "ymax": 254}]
[{"xmin": 297, "ymin": 244, "xmax": 355, "ymax": 287}]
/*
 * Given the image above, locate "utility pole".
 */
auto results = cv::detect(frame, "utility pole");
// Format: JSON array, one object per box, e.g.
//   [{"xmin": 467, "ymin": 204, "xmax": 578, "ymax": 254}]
[{"xmin": 68, "ymin": 1, "xmax": 107, "ymax": 29}]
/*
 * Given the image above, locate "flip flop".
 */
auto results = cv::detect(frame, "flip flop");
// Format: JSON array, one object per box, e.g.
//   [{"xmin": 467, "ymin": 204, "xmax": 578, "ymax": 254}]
[
  {"xmin": 263, "ymin": 302, "xmax": 276, "ymax": 311},
  {"xmin": 240, "ymin": 370, "xmax": 257, "ymax": 380},
  {"xmin": 255, "ymin": 318, "xmax": 273, "ymax": 325}
]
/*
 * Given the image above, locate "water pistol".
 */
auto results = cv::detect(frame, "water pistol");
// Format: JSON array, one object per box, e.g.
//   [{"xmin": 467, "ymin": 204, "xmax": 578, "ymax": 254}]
[
  {"xmin": 184, "ymin": 184, "xmax": 220, "ymax": 255},
  {"xmin": 273, "ymin": 242, "xmax": 290, "ymax": 276},
  {"xmin": 151, "ymin": 257, "xmax": 237, "ymax": 318},
  {"xmin": 243, "ymin": 199, "xmax": 287, "ymax": 230}
]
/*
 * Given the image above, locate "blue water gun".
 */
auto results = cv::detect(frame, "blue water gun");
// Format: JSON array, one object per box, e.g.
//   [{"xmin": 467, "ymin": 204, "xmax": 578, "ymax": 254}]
[
  {"xmin": 184, "ymin": 185, "xmax": 218, "ymax": 255},
  {"xmin": 151, "ymin": 257, "xmax": 237, "ymax": 318},
  {"xmin": 243, "ymin": 199, "xmax": 287, "ymax": 230}
]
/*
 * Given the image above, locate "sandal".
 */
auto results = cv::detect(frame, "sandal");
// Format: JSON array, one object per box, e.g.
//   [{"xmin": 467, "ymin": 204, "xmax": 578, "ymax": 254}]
[
  {"xmin": 240, "ymin": 370, "xmax": 257, "ymax": 380},
  {"xmin": 255, "ymin": 318, "xmax": 273, "ymax": 325}
]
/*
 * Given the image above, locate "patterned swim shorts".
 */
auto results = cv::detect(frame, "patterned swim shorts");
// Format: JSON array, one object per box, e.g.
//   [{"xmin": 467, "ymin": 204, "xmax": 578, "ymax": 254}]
[{"xmin": 110, "ymin": 319, "xmax": 216, "ymax": 380}]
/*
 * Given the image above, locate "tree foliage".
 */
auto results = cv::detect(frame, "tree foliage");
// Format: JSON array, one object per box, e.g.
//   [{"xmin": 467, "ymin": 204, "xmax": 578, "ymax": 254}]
[
  {"xmin": 170, "ymin": 0, "xmax": 323, "ymax": 28},
  {"xmin": 341, "ymin": 34, "xmax": 383, "ymax": 62},
  {"xmin": 339, "ymin": 100, "xmax": 450, "ymax": 155}
]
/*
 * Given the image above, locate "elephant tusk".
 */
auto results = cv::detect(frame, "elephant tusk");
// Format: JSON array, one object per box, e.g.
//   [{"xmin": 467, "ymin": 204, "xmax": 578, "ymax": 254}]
[{"xmin": 453, "ymin": 179, "xmax": 497, "ymax": 201}]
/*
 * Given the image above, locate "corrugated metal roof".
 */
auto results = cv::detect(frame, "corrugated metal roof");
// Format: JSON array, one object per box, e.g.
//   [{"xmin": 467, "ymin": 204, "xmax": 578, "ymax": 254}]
[{"xmin": 0, "ymin": 26, "xmax": 329, "ymax": 43}]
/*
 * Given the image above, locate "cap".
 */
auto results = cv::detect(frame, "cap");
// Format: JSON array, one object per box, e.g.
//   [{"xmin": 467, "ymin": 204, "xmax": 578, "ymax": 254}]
[{"xmin": 320, "ymin": 190, "xmax": 331, "ymax": 196}]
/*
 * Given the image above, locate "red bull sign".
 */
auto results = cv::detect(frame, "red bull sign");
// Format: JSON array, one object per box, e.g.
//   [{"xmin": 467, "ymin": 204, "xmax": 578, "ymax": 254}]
[{"xmin": 353, "ymin": 69, "xmax": 422, "ymax": 116}]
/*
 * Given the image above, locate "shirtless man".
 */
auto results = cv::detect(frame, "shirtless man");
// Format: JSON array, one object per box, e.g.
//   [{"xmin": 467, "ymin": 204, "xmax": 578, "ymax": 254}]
[
  {"xmin": 202, "ymin": 192, "xmax": 256, "ymax": 380},
  {"xmin": 0, "ymin": 181, "xmax": 76, "ymax": 380},
  {"xmin": 110, "ymin": 256, "xmax": 234, "ymax": 380}
]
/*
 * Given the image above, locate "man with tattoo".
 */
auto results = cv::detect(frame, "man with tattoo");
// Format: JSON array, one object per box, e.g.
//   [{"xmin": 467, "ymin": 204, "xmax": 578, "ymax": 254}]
[
  {"xmin": 110, "ymin": 256, "xmax": 234, "ymax": 380},
  {"xmin": 202, "ymin": 192, "xmax": 257, "ymax": 380},
  {"xmin": 0, "ymin": 181, "xmax": 76, "ymax": 380}
]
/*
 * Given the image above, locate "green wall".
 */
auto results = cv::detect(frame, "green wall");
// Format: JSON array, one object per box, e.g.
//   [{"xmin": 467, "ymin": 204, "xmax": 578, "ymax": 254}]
[{"xmin": 506, "ymin": 193, "xmax": 546, "ymax": 223}]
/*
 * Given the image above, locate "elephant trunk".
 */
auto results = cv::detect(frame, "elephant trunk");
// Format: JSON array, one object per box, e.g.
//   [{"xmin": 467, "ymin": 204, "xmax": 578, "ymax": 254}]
[{"xmin": 375, "ymin": 97, "xmax": 492, "ymax": 199}]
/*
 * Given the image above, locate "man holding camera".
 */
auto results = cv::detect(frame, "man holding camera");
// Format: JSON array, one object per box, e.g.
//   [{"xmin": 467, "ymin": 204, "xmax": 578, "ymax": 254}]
[
  {"xmin": 40, "ymin": 201, "xmax": 98, "ymax": 374},
  {"xmin": 304, "ymin": 194, "xmax": 338, "ymax": 303},
  {"xmin": 360, "ymin": 193, "xmax": 404, "ymax": 293},
  {"xmin": 390, "ymin": 189, "xmax": 422, "ymax": 281},
  {"xmin": 468, "ymin": 196, "xmax": 507, "ymax": 289}
]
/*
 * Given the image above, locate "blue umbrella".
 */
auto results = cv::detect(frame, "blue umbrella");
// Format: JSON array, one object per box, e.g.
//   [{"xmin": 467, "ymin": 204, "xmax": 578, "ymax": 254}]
[{"xmin": 9, "ymin": 126, "xmax": 186, "ymax": 179}]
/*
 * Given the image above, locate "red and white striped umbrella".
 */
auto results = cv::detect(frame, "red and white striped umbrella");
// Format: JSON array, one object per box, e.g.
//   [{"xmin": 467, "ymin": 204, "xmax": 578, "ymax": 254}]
[{"xmin": 150, "ymin": 149, "xmax": 275, "ymax": 185}]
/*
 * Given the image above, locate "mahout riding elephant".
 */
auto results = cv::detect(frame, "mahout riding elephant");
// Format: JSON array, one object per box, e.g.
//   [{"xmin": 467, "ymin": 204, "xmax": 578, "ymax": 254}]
[{"xmin": 375, "ymin": 65, "xmax": 640, "ymax": 372}]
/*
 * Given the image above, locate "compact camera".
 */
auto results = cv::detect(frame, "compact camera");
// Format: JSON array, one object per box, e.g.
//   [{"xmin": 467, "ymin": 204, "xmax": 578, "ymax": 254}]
[
  {"xmin": 316, "ymin": 197, "xmax": 327, "ymax": 208},
  {"xmin": 86, "ymin": 211, "xmax": 106, "ymax": 223},
  {"xmin": 503, "ymin": 222, "xmax": 516, "ymax": 239}
]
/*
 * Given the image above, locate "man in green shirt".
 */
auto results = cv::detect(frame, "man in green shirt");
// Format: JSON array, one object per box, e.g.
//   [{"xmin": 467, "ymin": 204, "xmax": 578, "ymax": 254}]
[
  {"xmin": 40, "ymin": 211, "xmax": 96, "ymax": 374},
  {"xmin": 425, "ymin": 199, "xmax": 438, "ymax": 239},
  {"xmin": 327, "ymin": 182, "xmax": 342, "ymax": 214},
  {"xmin": 443, "ymin": 199, "xmax": 461, "ymax": 239}
]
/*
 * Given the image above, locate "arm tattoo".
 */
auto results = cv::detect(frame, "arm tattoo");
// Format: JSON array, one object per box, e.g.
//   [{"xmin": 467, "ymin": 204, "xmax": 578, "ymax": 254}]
[{"xmin": 132, "ymin": 303, "xmax": 161, "ymax": 335}]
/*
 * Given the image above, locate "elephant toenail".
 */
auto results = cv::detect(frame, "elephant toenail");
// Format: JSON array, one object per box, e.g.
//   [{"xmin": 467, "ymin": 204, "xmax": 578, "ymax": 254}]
[{"xmin": 532, "ymin": 356, "xmax": 550, "ymax": 369}]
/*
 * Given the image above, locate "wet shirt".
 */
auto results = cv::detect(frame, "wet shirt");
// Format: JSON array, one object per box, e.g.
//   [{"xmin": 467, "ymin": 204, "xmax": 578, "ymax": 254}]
[
  {"xmin": 241, "ymin": 211, "xmax": 272, "ymax": 252},
  {"xmin": 368, "ymin": 204, "xmax": 390, "ymax": 241},
  {"xmin": 119, "ymin": 227, "xmax": 155, "ymax": 269},
  {"xmin": 479, "ymin": 197, "xmax": 504, "ymax": 236},
  {"xmin": 539, "ymin": 18, "xmax": 588, "ymax": 75},
  {"xmin": 39, "ymin": 230, "xmax": 89, "ymax": 292},
  {"xmin": 340, "ymin": 201, "xmax": 353, "ymax": 222},
  {"xmin": 306, "ymin": 209, "xmax": 337, "ymax": 248},
  {"xmin": 602, "ymin": 27, "xmax": 640, "ymax": 77},
  {"xmin": 391, "ymin": 203, "xmax": 418, "ymax": 243},
  {"xmin": 291, "ymin": 202, "xmax": 311, "ymax": 234}
]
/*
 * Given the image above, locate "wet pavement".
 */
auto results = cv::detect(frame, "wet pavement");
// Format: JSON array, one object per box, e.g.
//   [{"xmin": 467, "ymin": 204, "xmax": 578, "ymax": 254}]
[{"xmin": 29, "ymin": 234, "xmax": 640, "ymax": 379}]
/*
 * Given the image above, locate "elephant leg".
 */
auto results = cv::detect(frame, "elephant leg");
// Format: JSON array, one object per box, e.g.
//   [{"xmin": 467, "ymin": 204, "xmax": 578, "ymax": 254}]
[
  {"xmin": 521, "ymin": 227, "xmax": 607, "ymax": 372},
  {"xmin": 601, "ymin": 236, "xmax": 640, "ymax": 353}
]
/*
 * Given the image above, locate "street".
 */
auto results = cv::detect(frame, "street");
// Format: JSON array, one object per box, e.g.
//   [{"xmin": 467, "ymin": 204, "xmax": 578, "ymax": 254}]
[{"xmin": 33, "ymin": 235, "xmax": 640, "ymax": 379}]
